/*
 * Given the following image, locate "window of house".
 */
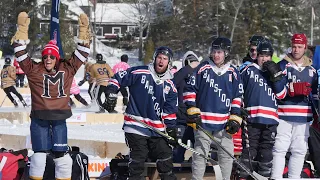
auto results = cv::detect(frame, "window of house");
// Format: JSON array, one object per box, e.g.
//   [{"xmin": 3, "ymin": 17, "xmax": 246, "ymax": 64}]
[
  {"xmin": 96, "ymin": 27, "xmax": 103, "ymax": 36},
  {"xmin": 127, "ymin": 26, "xmax": 136, "ymax": 33},
  {"xmin": 73, "ymin": 24, "xmax": 79, "ymax": 37},
  {"xmin": 112, "ymin": 27, "xmax": 121, "ymax": 35},
  {"xmin": 41, "ymin": 5, "xmax": 51, "ymax": 16},
  {"xmin": 40, "ymin": 23, "xmax": 49, "ymax": 33}
]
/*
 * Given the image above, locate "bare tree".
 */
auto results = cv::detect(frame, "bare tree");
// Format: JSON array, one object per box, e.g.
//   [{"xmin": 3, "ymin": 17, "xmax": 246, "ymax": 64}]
[
  {"xmin": 119, "ymin": 0, "xmax": 165, "ymax": 61},
  {"xmin": 230, "ymin": 0, "xmax": 244, "ymax": 42}
]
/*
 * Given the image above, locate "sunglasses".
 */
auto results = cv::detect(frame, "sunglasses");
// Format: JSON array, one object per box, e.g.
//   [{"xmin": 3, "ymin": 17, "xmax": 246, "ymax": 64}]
[
  {"xmin": 250, "ymin": 48, "xmax": 257, "ymax": 53},
  {"xmin": 42, "ymin": 55, "xmax": 56, "ymax": 60}
]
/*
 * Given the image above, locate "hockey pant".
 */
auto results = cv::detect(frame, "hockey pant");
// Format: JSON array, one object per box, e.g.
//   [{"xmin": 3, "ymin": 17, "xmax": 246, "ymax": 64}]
[
  {"xmin": 96, "ymin": 85, "xmax": 109, "ymax": 110},
  {"xmin": 271, "ymin": 120, "xmax": 309, "ymax": 179},
  {"xmin": 3, "ymin": 86, "xmax": 24, "ymax": 105},
  {"xmin": 192, "ymin": 129, "xmax": 233, "ymax": 180},
  {"xmin": 125, "ymin": 133, "xmax": 176, "ymax": 180},
  {"xmin": 308, "ymin": 125, "xmax": 320, "ymax": 174},
  {"xmin": 88, "ymin": 83, "xmax": 95, "ymax": 100},
  {"xmin": 238, "ymin": 122, "xmax": 277, "ymax": 178}
]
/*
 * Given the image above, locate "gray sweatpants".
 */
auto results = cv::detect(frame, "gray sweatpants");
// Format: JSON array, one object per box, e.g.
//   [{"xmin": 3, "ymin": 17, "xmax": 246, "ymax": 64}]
[{"xmin": 192, "ymin": 129, "xmax": 234, "ymax": 180}]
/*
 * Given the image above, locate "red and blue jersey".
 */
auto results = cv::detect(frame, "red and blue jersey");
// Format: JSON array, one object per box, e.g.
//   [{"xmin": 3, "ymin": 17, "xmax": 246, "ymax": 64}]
[
  {"xmin": 277, "ymin": 55, "xmax": 318, "ymax": 123},
  {"xmin": 107, "ymin": 65, "xmax": 178, "ymax": 137},
  {"xmin": 183, "ymin": 60, "xmax": 243, "ymax": 132},
  {"xmin": 241, "ymin": 63, "xmax": 287, "ymax": 125}
]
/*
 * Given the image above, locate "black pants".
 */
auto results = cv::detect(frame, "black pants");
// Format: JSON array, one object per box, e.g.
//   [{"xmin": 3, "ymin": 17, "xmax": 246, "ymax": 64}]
[
  {"xmin": 3, "ymin": 86, "xmax": 24, "ymax": 104},
  {"xmin": 125, "ymin": 133, "xmax": 176, "ymax": 180},
  {"xmin": 16, "ymin": 74, "xmax": 25, "ymax": 87},
  {"xmin": 239, "ymin": 122, "xmax": 277, "ymax": 178},
  {"xmin": 309, "ymin": 126, "xmax": 320, "ymax": 174},
  {"xmin": 96, "ymin": 85, "xmax": 109, "ymax": 109},
  {"xmin": 70, "ymin": 94, "xmax": 88, "ymax": 106},
  {"xmin": 120, "ymin": 87, "xmax": 128, "ymax": 106},
  {"xmin": 88, "ymin": 83, "xmax": 95, "ymax": 100}
]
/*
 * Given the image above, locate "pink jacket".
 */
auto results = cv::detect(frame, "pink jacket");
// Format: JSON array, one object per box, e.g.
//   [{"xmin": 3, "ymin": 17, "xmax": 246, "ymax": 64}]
[
  {"xmin": 70, "ymin": 78, "xmax": 80, "ymax": 95},
  {"xmin": 13, "ymin": 59, "xmax": 24, "ymax": 74},
  {"xmin": 112, "ymin": 62, "xmax": 130, "ymax": 73}
]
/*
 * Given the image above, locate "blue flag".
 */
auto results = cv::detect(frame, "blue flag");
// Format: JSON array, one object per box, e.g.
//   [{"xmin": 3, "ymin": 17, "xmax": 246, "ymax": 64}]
[
  {"xmin": 311, "ymin": 46, "xmax": 320, "ymax": 117},
  {"xmin": 50, "ymin": 0, "xmax": 64, "ymax": 59},
  {"xmin": 312, "ymin": 46, "xmax": 320, "ymax": 70}
]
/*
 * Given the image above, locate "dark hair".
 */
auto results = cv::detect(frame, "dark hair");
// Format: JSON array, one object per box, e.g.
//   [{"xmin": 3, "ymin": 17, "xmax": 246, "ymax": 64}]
[
  {"xmin": 121, "ymin": 54, "xmax": 128, "ymax": 62},
  {"xmin": 172, "ymin": 65, "xmax": 177, "ymax": 69}
]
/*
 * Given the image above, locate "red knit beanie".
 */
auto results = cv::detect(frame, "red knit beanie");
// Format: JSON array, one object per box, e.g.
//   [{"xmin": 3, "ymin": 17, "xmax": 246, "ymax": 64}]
[
  {"xmin": 42, "ymin": 40, "xmax": 60, "ymax": 60},
  {"xmin": 291, "ymin": 33, "xmax": 307, "ymax": 49}
]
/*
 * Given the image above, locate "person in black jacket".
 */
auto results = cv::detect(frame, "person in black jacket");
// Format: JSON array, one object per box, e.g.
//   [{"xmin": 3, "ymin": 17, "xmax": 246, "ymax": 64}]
[
  {"xmin": 239, "ymin": 35, "xmax": 265, "ymax": 70},
  {"xmin": 172, "ymin": 51, "xmax": 200, "ymax": 163}
]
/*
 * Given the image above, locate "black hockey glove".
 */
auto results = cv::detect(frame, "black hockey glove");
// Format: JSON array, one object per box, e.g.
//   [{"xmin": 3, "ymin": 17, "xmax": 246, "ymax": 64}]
[
  {"xmin": 166, "ymin": 127, "xmax": 178, "ymax": 147},
  {"xmin": 78, "ymin": 80, "xmax": 85, "ymax": 86},
  {"xmin": 186, "ymin": 107, "xmax": 202, "ymax": 130},
  {"xmin": 104, "ymin": 93, "xmax": 118, "ymax": 113},
  {"xmin": 262, "ymin": 61, "xmax": 283, "ymax": 82},
  {"xmin": 240, "ymin": 108, "xmax": 249, "ymax": 120},
  {"xmin": 225, "ymin": 115, "xmax": 242, "ymax": 135}
]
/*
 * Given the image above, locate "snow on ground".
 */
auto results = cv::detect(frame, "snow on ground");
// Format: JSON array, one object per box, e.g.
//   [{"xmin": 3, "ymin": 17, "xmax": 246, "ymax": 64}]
[{"xmin": 0, "ymin": 119, "xmax": 125, "ymax": 143}]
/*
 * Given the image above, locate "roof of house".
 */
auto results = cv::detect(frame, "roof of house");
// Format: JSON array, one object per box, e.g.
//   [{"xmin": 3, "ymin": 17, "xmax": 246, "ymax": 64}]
[
  {"xmin": 95, "ymin": 3, "xmax": 142, "ymax": 25},
  {"xmin": 37, "ymin": 0, "xmax": 90, "ymax": 21},
  {"xmin": 37, "ymin": 1, "xmax": 142, "ymax": 25}
]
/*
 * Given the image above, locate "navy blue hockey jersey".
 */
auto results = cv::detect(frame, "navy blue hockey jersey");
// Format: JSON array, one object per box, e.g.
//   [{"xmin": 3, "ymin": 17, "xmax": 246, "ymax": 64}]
[
  {"xmin": 277, "ymin": 55, "xmax": 318, "ymax": 123},
  {"xmin": 183, "ymin": 61, "xmax": 243, "ymax": 131},
  {"xmin": 108, "ymin": 65, "xmax": 178, "ymax": 137},
  {"xmin": 241, "ymin": 63, "xmax": 287, "ymax": 125}
]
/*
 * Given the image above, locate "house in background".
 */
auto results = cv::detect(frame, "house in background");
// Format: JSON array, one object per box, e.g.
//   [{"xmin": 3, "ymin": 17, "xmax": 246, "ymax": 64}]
[
  {"xmin": 37, "ymin": 0, "xmax": 86, "ymax": 37},
  {"xmin": 37, "ymin": 0, "xmax": 146, "ymax": 49},
  {"xmin": 94, "ymin": 3, "xmax": 147, "ymax": 44}
]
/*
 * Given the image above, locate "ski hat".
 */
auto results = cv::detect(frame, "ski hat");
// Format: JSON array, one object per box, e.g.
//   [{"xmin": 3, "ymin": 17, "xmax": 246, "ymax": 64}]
[
  {"xmin": 291, "ymin": 33, "xmax": 307, "ymax": 49},
  {"xmin": 42, "ymin": 40, "xmax": 60, "ymax": 60},
  {"xmin": 121, "ymin": 54, "xmax": 128, "ymax": 62}
]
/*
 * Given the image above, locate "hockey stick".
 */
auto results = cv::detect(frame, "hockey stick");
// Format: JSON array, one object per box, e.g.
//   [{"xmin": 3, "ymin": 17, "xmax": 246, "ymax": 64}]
[
  {"xmin": 196, "ymin": 125, "xmax": 268, "ymax": 180},
  {"xmin": 0, "ymin": 95, "xmax": 7, "ymax": 107},
  {"xmin": 124, "ymin": 113, "xmax": 223, "ymax": 180},
  {"xmin": 240, "ymin": 108, "xmax": 254, "ymax": 172}
]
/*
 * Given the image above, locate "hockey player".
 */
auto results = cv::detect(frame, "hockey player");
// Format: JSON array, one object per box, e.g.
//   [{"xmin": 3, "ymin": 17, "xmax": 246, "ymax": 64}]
[
  {"xmin": 69, "ymin": 77, "xmax": 89, "ymax": 108},
  {"xmin": 271, "ymin": 34, "xmax": 318, "ymax": 179},
  {"xmin": 78, "ymin": 59, "xmax": 94, "ymax": 99},
  {"xmin": 1, "ymin": 57, "xmax": 27, "ymax": 107},
  {"xmin": 238, "ymin": 40, "xmax": 287, "ymax": 179},
  {"xmin": 172, "ymin": 51, "xmax": 199, "ymax": 163},
  {"xmin": 105, "ymin": 46, "xmax": 178, "ymax": 180},
  {"xmin": 239, "ymin": 35, "xmax": 265, "ymax": 70},
  {"xmin": 12, "ymin": 12, "xmax": 91, "ymax": 180},
  {"xmin": 112, "ymin": 54, "xmax": 130, "ymax": 109},
  {"xmin": 89, "ymin": 53, "xmax": 114, "ymax": 113},
  {"xmin": 184, "ymin": 37, "xmax": 243, "ymax": 180}
]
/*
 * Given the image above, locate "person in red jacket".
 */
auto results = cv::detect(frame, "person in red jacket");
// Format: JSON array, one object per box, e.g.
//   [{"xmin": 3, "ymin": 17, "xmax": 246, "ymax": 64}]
[{"xmin": 13, "ymin": 58, "xmax": 25, "ymax": 87}]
